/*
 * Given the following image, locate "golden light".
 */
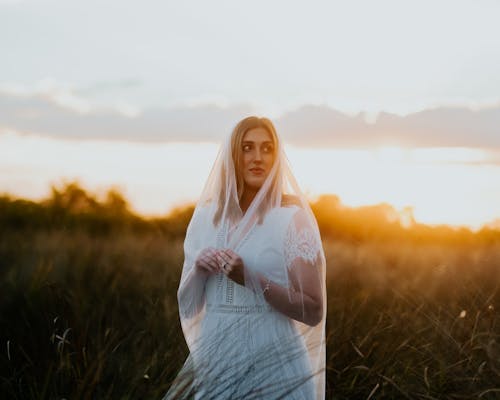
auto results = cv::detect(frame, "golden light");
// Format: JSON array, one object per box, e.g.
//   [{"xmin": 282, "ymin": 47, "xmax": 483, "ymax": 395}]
[
  {"xmin": 286, "ymin": 144, "xmax": 500, "ymax": 230},
  {"xmin": 1, "ymin": 131, "xmax": 500, "ymax": 229}
]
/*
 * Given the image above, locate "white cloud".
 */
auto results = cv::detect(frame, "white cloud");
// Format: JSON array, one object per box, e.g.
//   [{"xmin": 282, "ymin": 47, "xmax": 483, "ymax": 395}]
[
  {"xmin": 1, "ymin": 89, "xmax": 500, "ymax": 151},
  {"xmin": 0, "ymin": 79, "xmax": 142, "ymax": 117}
]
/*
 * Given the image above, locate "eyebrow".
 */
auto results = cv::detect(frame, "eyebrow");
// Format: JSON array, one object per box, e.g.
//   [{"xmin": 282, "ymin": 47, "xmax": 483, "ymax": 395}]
[{"xmin": 242, "ymin": 140, "xmax": 274, "ymax": 144}]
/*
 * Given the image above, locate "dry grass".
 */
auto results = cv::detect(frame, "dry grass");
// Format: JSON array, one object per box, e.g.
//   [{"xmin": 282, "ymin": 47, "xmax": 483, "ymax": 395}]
[
  {"xmin": 325, "ymin": 239, "xmax": 500, "ymax": 399},
  {"xmin": 0, "ymin": 230, "xmax": 499, "ymax": 399}
]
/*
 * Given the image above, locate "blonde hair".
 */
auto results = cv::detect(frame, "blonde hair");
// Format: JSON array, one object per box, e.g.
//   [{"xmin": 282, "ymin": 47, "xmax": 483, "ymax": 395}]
[{"xmin": 213, "ymin": 116, "xmax": 281, "ymax": 227}]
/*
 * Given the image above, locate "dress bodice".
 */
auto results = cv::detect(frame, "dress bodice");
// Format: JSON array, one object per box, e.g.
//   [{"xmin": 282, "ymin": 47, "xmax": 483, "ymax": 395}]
[
  {"xmin": 168, "ymin": 203, "xmax": 322, "ymax": 400},
  {"xmin": 205, "ymin": 205, "xmax": 301, "ymax": 308}
]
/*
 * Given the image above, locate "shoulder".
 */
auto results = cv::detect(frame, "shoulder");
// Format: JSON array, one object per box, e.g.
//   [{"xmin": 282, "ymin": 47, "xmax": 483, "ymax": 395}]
[
  {"xmin": 264, "ymin": 203, "xmax": 301, "ymax": 227},
  {"xmin": 259, "ymin": 196, "xmax": 305, "ymax": 228},
  {"xmin": 280, "ymin": 194, "xmax": 302, "ymax": 208},
  {"xmin": 278, "ymin": 195, "xmax": 304, "ymax": 221}
]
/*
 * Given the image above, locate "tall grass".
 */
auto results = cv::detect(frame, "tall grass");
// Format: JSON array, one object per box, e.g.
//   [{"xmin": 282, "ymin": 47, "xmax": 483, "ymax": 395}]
[
  {"xmin": 325, "ymin": 239, "xmax": 499, "ymax": 399},
  {"xmin": 0, "ymin": 184, "xmax": 499, "ymax": 399},
  {"xmin": 1, "ymin": 231, "xmax": 498, "ymax": 399},
  {"xmin": 1, "ymin": 231, "xmax": 185, "ymax": 399}
]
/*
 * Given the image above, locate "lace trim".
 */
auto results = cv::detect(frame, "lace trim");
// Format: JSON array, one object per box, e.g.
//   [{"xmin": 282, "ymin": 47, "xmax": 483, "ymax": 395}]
[
  {"xmin": 284, "ymin": 218, "xmax": 321, "ymax": 269},
  {"xmin": 206, "ymin": 303, "xmax": 273, "ymax": 314},
  {"xmin": 225, "ymin": 221, "xmax": 257, "ymax": 304},
  {"xmin": 218, "ymin": 219, "xmax": 256, "ymax": 305},
  {"xmin": 225, "ymin": 279, "xmax": 234, "ymax": 304}
]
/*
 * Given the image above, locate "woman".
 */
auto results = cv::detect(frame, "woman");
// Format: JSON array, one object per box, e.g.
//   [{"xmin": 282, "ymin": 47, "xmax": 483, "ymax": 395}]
[{"xmin": 164, "ymin": 116, "xmax": 326, "ymax": 399}]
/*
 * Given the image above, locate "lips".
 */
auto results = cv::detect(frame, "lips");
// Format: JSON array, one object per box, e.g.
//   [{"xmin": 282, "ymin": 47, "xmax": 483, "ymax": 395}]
[{"xmin": 249, "ymin": 168, "xmax": 265, "ymax": 175}]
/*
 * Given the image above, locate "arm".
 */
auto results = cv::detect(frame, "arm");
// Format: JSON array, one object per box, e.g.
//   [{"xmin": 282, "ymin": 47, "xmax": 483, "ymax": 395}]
[
  {"xmin": 177, "ymin": 266, "xmax": 208, "ymax": 318},
  {"xmin": 177, "ymin": 247, "xmax": 220, "ymax": 318},
  {"xmin": 216, "ymin": 249, "xmax": 323, "ymax": 326},
  {"xmin": 216, "ymin": 208, "xmax": 325, "ymax": 327},
  {"xmin": 255, "ymin": 258, "xmax": 323, "ymax": 327},
  {"xmin": 257, "ymin": 207, "xmax": 323, "ymax": 326}
]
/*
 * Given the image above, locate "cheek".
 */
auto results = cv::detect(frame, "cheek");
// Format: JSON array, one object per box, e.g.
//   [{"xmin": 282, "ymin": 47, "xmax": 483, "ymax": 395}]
[
  {"xmin": 242, "ymin": 153, "xmax": 251, "ymax": 167},
  {"xmin": 240, "ymin": 154, "xmax": 251, "ymax": 174},
  {"xmin": 265, "ymin": 153, "xmax": 275, "ymax": 165}
]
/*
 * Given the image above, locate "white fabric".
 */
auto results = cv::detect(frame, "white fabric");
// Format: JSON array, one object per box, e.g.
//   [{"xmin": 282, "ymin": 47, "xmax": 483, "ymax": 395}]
[{"xmin": 163, "ymin": 119, "xmax": 326, "ymax": 399}]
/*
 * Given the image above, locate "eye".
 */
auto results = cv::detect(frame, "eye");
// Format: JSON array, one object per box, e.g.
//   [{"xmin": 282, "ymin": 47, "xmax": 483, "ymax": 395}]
[
  {"xmin": 242, "ymin": 144, "xmax": 252, "ymax": 152},
  {"xmin": 263, "ymin": 144, "xmax": 274, "ymax": 153}
]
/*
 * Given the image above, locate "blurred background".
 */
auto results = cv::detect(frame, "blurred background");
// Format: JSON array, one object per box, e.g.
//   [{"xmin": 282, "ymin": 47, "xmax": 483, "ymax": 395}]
[{"xmin": 1, "ymin": 0, "xmax": 499, "ymax": 399}]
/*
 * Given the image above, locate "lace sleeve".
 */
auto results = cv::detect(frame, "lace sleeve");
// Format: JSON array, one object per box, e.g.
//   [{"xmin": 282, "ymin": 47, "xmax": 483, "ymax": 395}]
[{"xmin": 284, "ymin": 208, "xmax": 322, "ymax": 270}]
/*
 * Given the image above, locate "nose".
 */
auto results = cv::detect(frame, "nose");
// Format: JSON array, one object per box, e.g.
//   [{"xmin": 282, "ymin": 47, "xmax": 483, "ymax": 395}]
[{"xmin": 254, "ymin": 148, "xmax": 262, "ymax": 162}]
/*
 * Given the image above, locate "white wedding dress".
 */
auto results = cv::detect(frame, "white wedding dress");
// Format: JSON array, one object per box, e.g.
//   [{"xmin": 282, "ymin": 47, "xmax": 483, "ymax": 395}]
[{"xmin": 189, "ymin": 204, "xmax": 319, "ymax": 400}]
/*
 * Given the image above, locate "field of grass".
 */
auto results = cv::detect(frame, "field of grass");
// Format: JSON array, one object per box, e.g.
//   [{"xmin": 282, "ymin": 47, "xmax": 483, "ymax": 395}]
[{"xmin": 0, "ymin": 183, "xmax": 499, "ymax": 399}]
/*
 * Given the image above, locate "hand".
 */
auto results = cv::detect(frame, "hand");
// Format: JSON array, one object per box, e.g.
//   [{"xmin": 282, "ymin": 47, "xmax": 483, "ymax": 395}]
[
  {"xmin": 216, "ymin": 248, "xmax": 245, "ymax": 286},
  {"xmin": 194, "ymin": 247, "xmax": 221, "ymax": 277}
]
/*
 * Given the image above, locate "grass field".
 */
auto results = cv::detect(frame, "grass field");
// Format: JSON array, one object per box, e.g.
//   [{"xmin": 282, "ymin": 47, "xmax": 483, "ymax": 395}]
[{"xmin": 0, "ymin": 184, "xmax": 499, "ymax": 399}]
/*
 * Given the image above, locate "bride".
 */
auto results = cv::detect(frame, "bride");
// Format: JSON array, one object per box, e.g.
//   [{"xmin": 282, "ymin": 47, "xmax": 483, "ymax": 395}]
[{"xmin": 164, "ymin": 116, "xmax": 326, "ymax": 399}]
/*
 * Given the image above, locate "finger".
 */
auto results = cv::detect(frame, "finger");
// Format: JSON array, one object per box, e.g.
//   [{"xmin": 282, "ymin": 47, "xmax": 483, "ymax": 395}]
[
  {"xmin": 205, "ymin": 252, "xmax": 219, "ymax": 264},
  {"xmin": 215, "ymin": 254, "xmax": 228, "ymax": 266},
  {"xmin": 219, "ymin": 250, "xmax": 233, "ymax": 263},
  {"xmin": 202, "ymin": 255, "xmax": 220, "ymax": 272},
  {"xmin": 197, "ymin": 260, "xmax": 211, "ymax": 272},
  {"xmin": 222, "ymin": 248, "xmax": 239, "ymax": 261},
  {"xmin": 209, "ymin": 258, "xmax": 221, "ymax": 271},
  {"xmin": 218, "ymin": 257, "xmax": 232, "ymax": 272},
  {"xmin": 219, "ymin": 248, "xmax": 231, "ymax": 258},
  {"xmin": 222, "ymin": 250, "xmax": 242, "ymax": 269},
  {"xmin": 207, "ymin": 262, "xmax": 219, "ymax": 273},
  {"xmin": 198, "ymin": 262, "xmax": 212, "ymax": 273}
]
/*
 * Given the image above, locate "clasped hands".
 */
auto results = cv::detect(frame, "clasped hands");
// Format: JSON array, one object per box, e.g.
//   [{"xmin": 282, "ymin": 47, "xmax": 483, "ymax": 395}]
[{"xmin": 194, "ymin": 247, "xmax": 245, "ymax": 286}]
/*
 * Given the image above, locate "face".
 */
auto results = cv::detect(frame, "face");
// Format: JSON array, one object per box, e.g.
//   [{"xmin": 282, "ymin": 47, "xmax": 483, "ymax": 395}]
[{"xmin": 240, "ymin": 127, "xmax": 275, "ymax": 192}]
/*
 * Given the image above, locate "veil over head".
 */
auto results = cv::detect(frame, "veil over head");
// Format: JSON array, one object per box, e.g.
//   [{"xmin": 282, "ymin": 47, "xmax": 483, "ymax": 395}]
[{"xmin": 171, "ymin": 116, "xmax": 326, "ymax": 399}]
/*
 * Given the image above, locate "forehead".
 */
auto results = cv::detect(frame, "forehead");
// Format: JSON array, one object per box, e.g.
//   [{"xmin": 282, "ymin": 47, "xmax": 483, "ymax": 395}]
[{"xmin": 242, "ymin": 127, "xmax": 273, "ymax": 142}]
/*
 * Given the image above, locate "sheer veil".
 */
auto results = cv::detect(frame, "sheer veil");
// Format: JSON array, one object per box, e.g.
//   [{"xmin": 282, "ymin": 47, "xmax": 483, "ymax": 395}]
[{"xmin": 169, "ymin": 117, "xmax": 327, "ymax": 399}]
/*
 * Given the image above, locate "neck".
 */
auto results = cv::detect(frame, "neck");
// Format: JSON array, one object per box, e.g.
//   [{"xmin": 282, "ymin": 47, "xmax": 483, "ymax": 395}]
[{"xmin": 239, "ymin": 188, "xmax": 258, "ymax": 214}]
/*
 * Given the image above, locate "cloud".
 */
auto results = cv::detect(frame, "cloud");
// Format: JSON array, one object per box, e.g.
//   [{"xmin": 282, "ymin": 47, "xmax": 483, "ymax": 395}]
[
  {"xmin": 276, "ymin": 104, "xmax": 500, "ymax": 149},
  {"xmin": 0, "ymin": 88, "xmax": 254, "ymax": 142},
  {"xmin": 1, "ymin": 88, "xmax": 500, "ymax": 149},
  {"xmin": 0, "ymin": 78, "xmax": 145, "ymax": 115}
]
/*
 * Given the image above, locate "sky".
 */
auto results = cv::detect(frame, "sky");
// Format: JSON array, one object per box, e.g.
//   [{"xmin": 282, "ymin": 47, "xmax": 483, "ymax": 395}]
[
  {"xmin": 1, "ymin": 0, "xmax": 500, "ymax": 229},
  {"xmin": 2, "ymin": 0, "xmax": 500, "ymax": 116}
]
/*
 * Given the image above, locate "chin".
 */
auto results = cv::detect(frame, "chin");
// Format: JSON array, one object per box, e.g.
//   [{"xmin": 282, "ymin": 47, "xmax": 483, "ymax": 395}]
[{"xmin": 245, "ymin": 179, "xmax": 265, "ymax": 191}]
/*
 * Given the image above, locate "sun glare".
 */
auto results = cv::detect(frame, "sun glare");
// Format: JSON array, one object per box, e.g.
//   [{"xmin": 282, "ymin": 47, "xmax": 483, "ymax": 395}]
[
  {"xmin": 286, "ymin": 144, "xmax": 500, "ymax": 230},
  {"xmin": 1, "ymin": 131, "xmax": 500, "ymax": 229}
]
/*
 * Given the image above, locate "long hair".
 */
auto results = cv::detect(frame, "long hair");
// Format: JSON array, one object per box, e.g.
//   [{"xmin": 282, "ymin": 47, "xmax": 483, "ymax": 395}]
[{"xmin": 213, "ymin": 116, "xmax": 282, "ymax": 227}]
